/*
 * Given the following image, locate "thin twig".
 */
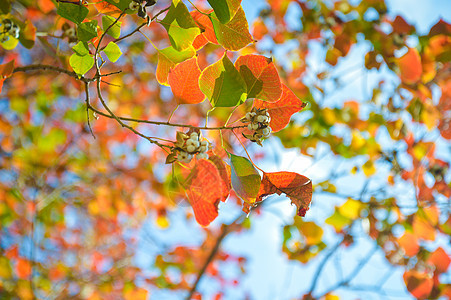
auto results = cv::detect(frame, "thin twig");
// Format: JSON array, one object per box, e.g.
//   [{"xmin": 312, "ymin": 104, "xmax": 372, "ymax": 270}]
[
  {"xmin": 86, "ymin": 103, "xmax": 247, "ymax": 130},
  {"xmin": 308, "ymin": 238, "xmax": 344, "ymax": 294},
  {"xmin": 84, "ymin": 82, "xmax": 96, "ymax": 139}
]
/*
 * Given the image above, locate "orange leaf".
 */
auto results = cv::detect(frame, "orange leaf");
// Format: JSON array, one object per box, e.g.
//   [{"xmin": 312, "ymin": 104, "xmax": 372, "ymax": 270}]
[
  {"xmin": 254, "ymin": 84, "xmax": 307, "ymax": 132},
  {"xmin": 191, "ymin": 10, "xmax": 218, "ymax": 44},
  {"xmin": 257, "ymin": 172, "xmax": 312, "ymax": 217},
  {"xmin": 186, "ymin": 159, "xmax": 227, "ymax": 226},
  {"xmin": 428, "ymin": 247, "xmax": 450, "ymax": 273},
  {"xmin": 208, "ymin": 155, "xmax": 231, "ymax": 202},
  {"xmin": 398, "ymin": 232, "xmax": 419, "ymax": 257},
  {"xmin": 403, "ymin": 270, "xmax": 433, "ymax": 299},
  {"xmin": 168, "ymin": 57, "xmax": 205, "ymax": 104},
  {"xmin": 398, "ymin": 48, "xmax": 422, "ymax": 84},
  {"xmin": 38, "ymin": 0, "xmax": 55, "ymax": 13},
  {"xmin": 94, "ymin": 0, "xmax": 122, "ymax": 16},
  {"xmin": 234, "ymin": 54, "xmax": 282, "ymax": 102},
  {"xmin": 16, "ymin": 258, "xmax": 32, "ymax": 279},
  {"xmin": 412, "ymin": 206, "xmax": 439, "ymax": 241},
  {"xmin": 0, "ymin": 59, "xmax": 15, "ymax": 94}
]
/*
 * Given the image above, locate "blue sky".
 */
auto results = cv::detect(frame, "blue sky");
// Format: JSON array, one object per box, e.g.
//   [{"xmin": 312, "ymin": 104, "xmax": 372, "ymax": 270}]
[{"xmin": 136, "ymin": 1, "xmax": 451, "ymax": 299}]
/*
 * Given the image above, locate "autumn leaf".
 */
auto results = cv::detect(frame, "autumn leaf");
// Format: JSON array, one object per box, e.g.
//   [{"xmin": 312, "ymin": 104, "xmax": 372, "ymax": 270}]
[
  {"xmin": 16, "ymin": 258, "xmax": 32, "ymax": 279},
  {"xmin": 160, "ymin": 0, "xmax": 201, "ymax": 51},
  {"xmin": 398, "ymin": 48, "xmax": 422, "ymax": 84},
  {"xmin": 156, "ymin": 46, "xmax": 196, "ymax": 86},
  {"xmin": 229, "ymin": 153, "xmax": 261, "ymax": 203},
  {"xmin": 234, "ymin": 54, "xmax": 282, "ymax": 102},
  {"xmin": 428, "ymin": 247, "xmax": 450, "ymax": 273},
  {"xmin": 254, "ymin": 84, "xmax": 307, "ymax": 132},
  {"xmin": 185, "ymin": 159, "xmax": 226, "ymax": 226},
  {"xmin": 207, "ymin": 0, "xmax": 241, "ymax": 24},
  {"xmin": 209, "ymin": 7, "xmax": 253, "ymax": 51},
  {"xmin": 0, "ymin": 59, "xmax": 15, "ymax": 93},
  {"xmin": 398, "ymin": 231, "xmax": 420, "ymax": 257},
  {"xmin": 257, "ymin": 172, "xmax": 312, "ymax": 217},
  {"xmin": 403, "ymin": 270, "xmax": 434, "ymax": 299},
  {"xmin": 191, "ymin": 10, "xmax": 218, "ymax": 44},
  {"xmin": 208, "ymin": 155, "xmax": 231, "ymax": 202},
  {"xmin": 168, "ymin": 57, "xmax": 205, "ymax": 104},
  {"xmin": 198, "ymin": 53, "xmax": 247, "ymax": 107}
]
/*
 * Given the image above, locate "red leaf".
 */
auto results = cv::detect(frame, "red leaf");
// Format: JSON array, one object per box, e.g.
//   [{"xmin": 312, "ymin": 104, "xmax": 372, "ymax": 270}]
[
  {"xmin": 16, "ymin": 258, "xmax": 32, "ymax": 279},
  {"xmin": 403, "ymin": 270, "xmax": 434, "ymax": 299},
  {"xmin": 168, "ymin": 57, "xmax": 205, "ymax": 104},
  {"xmin": 398, "ymin": 48, "xmax": 422, "ymax": 84},
  {"xmin": 428, "ymin": 247, "xmax": 451, "ymax": 273},
  {"xmin": 257, "ymin": 172, "xmax": 312, "ymax": 217},
  {"xmin": 234, "ymin": 54, "xmax": 282, "ymax": 102},
  {"xmin": 186, "ymin": 159, "xmax": 228, "ymax": 226},
  {"xmin": 254, "ymin": 84, "xmax": 307, "ymax": 132}
]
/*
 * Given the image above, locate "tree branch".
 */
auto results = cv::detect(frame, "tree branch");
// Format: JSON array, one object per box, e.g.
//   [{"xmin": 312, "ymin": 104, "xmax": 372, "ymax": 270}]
[{"xmin": 186, "ymin": 217, "xmax": 244, "ymax": 299}]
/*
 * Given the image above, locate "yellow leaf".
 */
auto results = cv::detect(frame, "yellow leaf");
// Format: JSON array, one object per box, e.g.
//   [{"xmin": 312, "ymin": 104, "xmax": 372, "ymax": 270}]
[
  {"xmin": 326, "ymin": 211, "xmax": 352, "ymax": 232},
  {"xmin": 351, "ymin": 130, "xmax": 366, "ymax": 150},
  {"xmin": 362, "ymin": 160, "xmax": 376, "ymax": 177},
  {"xmin": 299, "ymin": 221, "xmax": 324, "ymax": 245},
  {"xmin": 156, "ymin": 215, "xmax": 170, "ymax": 229},
  {"xmin": 0, "ymin": 257, "xmax": 12, "ymax": 279},
  {"xmin": 323, "ymin": 108, "xmax": 337, "ymax": 125},
  {"xmin": 338, "ymin": 198, "xmax": 363, "ymax": 219},
  {"xmin": 420, "ymin": 101, "xmax": 439, "ymax": 130}
]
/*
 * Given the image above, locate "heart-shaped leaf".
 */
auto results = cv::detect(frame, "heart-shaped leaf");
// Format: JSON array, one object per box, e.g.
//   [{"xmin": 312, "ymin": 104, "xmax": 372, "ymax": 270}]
[
  {"xmin": 235, "ymin": 54, "xmax": 282, "ymax": 101},
  {"xmin": 253, "ymin": 84, "xmax": 307, "ymax": 132},
  {"xmin": 103, "ymin": 42, "xmax": 122, "ymax": 62},
  {"xmin": 257, "ymin": 172, "xmax": 312, "ymax": 217},
  {"xmin": 198, "ymin": 53, "xmax": 247, "ymax": 107},
  {"xmin": 168, "ymin": 57, "xmax": 205, "ymax": 104},
  {"xmin": 210, "ymin": 7, "xmax": 253, "ymax": 51}
]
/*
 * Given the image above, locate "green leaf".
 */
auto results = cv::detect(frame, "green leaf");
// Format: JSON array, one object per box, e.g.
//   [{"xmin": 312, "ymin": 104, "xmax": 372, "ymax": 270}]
[
  {"xmin": 210, "ymin": 7, "xmax": 253, "ymax": 51},
  {"xmin": 69, "ymin": 53, "xmax": 94, "ymax": 76},
  {"xmin": 0, "ymin": 0, "xmax": 11, "ymax": 14},
  {"xmin": 77, "ymin": 20, "xmax": 98, "ymax": 42},
  {"xmin": 229, "ymin": 153, "xmax": 261, "ymax": 203},
  {"xmin": 103, "ymin": 42, "xmax": 122, "ymax": 62},
  {"xmin": 104, "ymin": 0, "xmax": 132, "ymax": 11},
  {"xmin": 160, "ymin": 0, "xmax": 201, "ymax": 51},
  {"xmin": 198, "ymin": 53, "xmax": 247, "ymax": 107},
  {"xmin": 156, "ymin": 45, "xmax": 196, "ymax": 86},
  {"xmin": 72, "ymin": 41, "xmax": 89, "ymax": 56},
  {"xmin": 102, "ymin": 15, "xmax": 122, "ymax": 39},
  {"xmin": 207, "ymin": 0, "xmax": 241, "ymax": 24},
  {"xmin": 57, "ymin": 2, "xmax": 89, "ymax": 25}
]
